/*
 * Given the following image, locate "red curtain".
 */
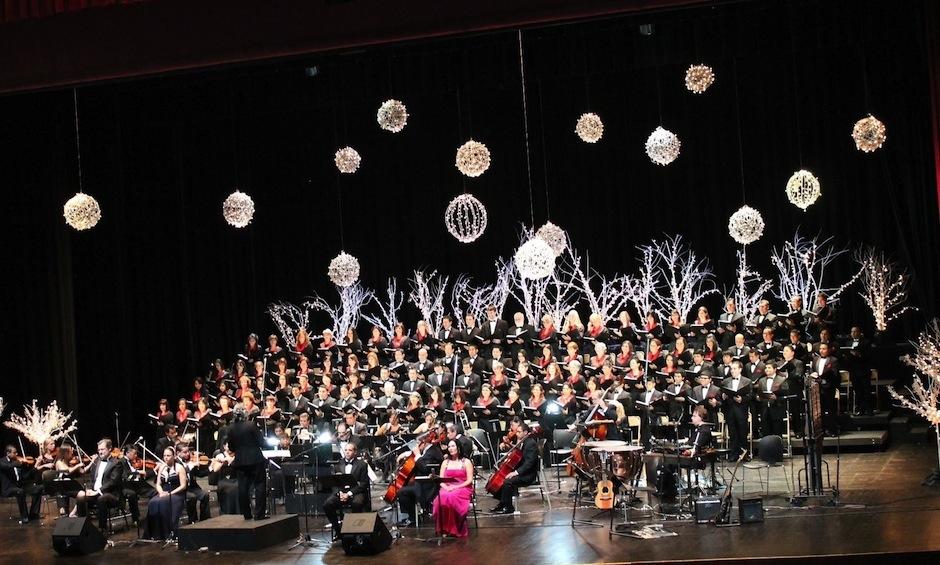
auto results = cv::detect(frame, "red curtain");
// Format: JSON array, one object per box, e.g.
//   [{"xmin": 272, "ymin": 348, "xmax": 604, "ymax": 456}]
[{"xmin": 0, "ymin": 0, "xmax": 148, "ymax": 23}]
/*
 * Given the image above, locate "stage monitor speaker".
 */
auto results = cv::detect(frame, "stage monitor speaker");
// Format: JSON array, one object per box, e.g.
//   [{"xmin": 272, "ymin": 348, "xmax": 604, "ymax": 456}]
[
  {"xmin": 52, "ymin": 517, "xmax": 106, "ymax": 556},
  {"xmin": 340, "ymin": 512, "xmax": 392, "ymax": 556},
  {"xmin": 694, "ymin": 496, "xmax": 722, "ymax": 523},
  {"xmin": 738, "ymin": 496, "xmax": 764, "ymax": 524}
]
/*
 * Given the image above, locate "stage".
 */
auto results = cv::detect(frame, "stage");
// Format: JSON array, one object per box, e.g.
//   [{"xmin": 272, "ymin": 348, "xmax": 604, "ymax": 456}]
[{"xmin": 5, "ymin": 442, "xmax": 939, "ymax": 564}]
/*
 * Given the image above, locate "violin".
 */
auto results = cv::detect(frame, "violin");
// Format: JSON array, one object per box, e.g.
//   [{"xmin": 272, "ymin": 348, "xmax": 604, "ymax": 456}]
[
  {"xmin": 15, "ymin": 456, "xmax": 35, "ymax": 466},
  {"xmin": 499, "ymin": 430, "xmax": 518, "ymax": 451},
  {"xmin": 132, "ymin": 459, "xmax": 157, "ymax": 471}
]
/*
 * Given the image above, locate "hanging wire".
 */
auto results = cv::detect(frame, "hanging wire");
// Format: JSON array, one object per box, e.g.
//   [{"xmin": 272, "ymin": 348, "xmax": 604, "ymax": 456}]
[
  {"xmin": 787, "ymin": 6, "xmax": 804, "ymax": 168},
  {"xmin": 228, "ymin": 82, "xmax": 240, "ymax": 188},
  {"xmin": 537, "ymin": 80, "xmax": 551, "ymax": 220},
  {"xmin": 732, "ymin": 56, "xmax": 747, "ymax": 204},
  {"xmin": 331, "ymin": 69, "xmax": 346, "ymax": 250},
  {"xmin": 517, "ymin": 29, "xmax": 536, "ymax": 228},
  {"xmin": 581, "ymin": 28, "xmax": 592, "ymax": 110},
  {"xmin": 71, "ymin": 89, "xmax": 85, "ymax": 193},
  {"xmin": 455, "ymin": 88, "xmax": 468, "ymax": 194}
]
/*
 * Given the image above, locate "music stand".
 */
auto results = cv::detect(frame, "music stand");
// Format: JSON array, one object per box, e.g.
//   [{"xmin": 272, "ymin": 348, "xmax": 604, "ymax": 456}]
[
  {"xmin": 410, "ymin": 475, "xmax": 456, "ymax": 544},
  {"xmin": 286, "ymin": 442, "xmax": 332, "ymax": 550}
]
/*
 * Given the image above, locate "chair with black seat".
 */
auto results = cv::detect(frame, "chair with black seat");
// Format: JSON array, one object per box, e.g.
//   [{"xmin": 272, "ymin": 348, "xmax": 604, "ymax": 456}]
[
  {"xmin": 465, "ymin": 428, "xmax": 493, "ymax": 470},
  {"xmin": 549, "ymin": 428, "xmax": 577, "ymax": 491},
  {"xmin": 742, "ymin": 435, "xmax": 791, "ymax": 495}
]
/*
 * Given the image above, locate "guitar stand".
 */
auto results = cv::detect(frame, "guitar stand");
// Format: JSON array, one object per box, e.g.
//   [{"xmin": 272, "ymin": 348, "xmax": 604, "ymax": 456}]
[{"xmin": 570, "ymin": 474, "xmax": 604, "ymax": 528}]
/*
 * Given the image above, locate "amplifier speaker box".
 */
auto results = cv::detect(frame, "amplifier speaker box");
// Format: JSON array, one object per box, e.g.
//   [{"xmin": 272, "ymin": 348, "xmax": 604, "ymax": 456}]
[
  {"xmin": 694, "ymin": 496, "xmax": 722, "ymax": 523},
  {"xmin": 51, "ymin": 517, "xmax": 106, "ymax": 556},
  {"xmin": 738, "ymin": 496, "xmax": 765, "ymax": 524},
  {"xmin": 340, "ymin": 512, "xmax": 392, "ymax": 556}
]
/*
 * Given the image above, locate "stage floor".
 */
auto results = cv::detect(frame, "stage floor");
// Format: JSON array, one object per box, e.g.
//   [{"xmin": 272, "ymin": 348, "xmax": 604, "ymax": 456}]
[{"xmin": 4, "ymin": 442, "xmax": 940, "ymax": 564}]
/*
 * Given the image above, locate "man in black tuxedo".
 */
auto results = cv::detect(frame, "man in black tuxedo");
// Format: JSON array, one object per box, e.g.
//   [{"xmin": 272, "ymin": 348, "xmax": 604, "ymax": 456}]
[
  {"xmin": 480, "ymin": 304, "xmax": 509, "ymax": 356},
  {"xmin": 323, "ymin": 443, "xmax": 371, "ymax": 539},
  {"xmin": 490, "ymin": 421, "xmax": 540, "ymax": 514},
  {"xmin": 844, "ymin": 326, "xmax": 873, "ymax": 415},
  {"xmin": 755, "ymin": 364, "xmax": 789, "ymax": 437},
  {"xmin": 721, "ymin": 361, "xmax": 752, "ymax": 460},
  {"xmin": 426, "ymin": 361, "xmax": 453, "ymax": 392},
  {"xmin": 810, "ymin": 342, "xmax": 840, "ymax": 436},
  {"xmin": 286, "ymin": 384, "xmax": 310, "ymax": 415},
  {"xmin": 75, "ymin": 438, "xmax": 126, "ymax": 532},
  {"xmin": 778, "ymin": 344, "xmax": 807, "ymax": 433},
  {"xmin": 227, "ymin": 410, "xmax": 267, "ymax": 520},
  {"xmin": 690, "ymin": 371, "xmax": 722, "ymax": 424},
  {"xmin": 506, "ymin": 311, "xmax": 535, "ymax": 360},
  {"xmin": 0, "ymin": 445, "xmax": 42, "ymax": 523},
  {"xmin": 455, "ymin": 359, "xmax": 482, "ymax": 400}
]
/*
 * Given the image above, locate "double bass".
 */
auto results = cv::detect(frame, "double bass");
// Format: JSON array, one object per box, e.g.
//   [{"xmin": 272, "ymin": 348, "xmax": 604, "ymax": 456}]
[
  {"xmin": 486, "ymin": 425, "xmax": 542, "ymax": 496},
  {"xmin": 383, "ymin": 430, "xmax": 440, "ymax": 503}
]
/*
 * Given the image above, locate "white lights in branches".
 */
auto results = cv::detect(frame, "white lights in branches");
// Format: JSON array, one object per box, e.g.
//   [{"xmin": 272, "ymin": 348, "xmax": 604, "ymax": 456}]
[
  {"xmin": 785, "ymin": 170, "xmax": 821, "ymax": 211},
  {"xmin": 575, "ymin": 113, "xmax": 604, "ymax": 143},
  {"xmin": 455, "ymin": 140, "xmax": 491, "ymax": 177},
  {"xmin": 328, "ymin": 252, "xmax": 361, "ymax": 288},
  {"xmin": 514, "ymin": 237, "xmax": 556, "ymax": 280},
  {"xmin": 851, "ymin": 115, "xmax": 887, "ymax": 153},
  {"xmin": 684, "ymin": 64, "xmax": 716, "ymax": 94},
  {"xmin": 444, "ymin": 194, "xmax": 488, "ymax": 243},
  {"xmin": 222, "ymin": 190, "xmax": 255, "ymax": 228},
  {"xmin": 645, "ymin": 126, "xmax": 681, "ymax": 166},
  {"xmin": 727, "ymin": 205, "xmax": 765, "ymax": 245},
  {"xmin": 334, "ymin": 147, "xmax": 361, "ymax": 174},
  {"xmin": 377, "ymin": 99, "xmax": 409, "ymax": 133},
  {"xmin": 63, "ymin": 192, "xmax": 101, "ymax": 230},
  {"xmin": 536, "ymin": 221, "xmax": 567, "ymax": 257}
]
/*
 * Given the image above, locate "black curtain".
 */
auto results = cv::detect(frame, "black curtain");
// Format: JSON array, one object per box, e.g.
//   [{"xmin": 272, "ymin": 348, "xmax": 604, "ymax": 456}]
[{"xmin": 0, "ymin": 0, "xmax": 936, "ymax": 446}]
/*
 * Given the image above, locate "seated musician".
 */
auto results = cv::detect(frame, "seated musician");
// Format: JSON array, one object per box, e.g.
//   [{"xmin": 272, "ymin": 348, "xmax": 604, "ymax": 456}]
[
  {"xmin": 1, "ymin": 445, "xmax": 42, "ymax": 524},
  {"xmin": 123, "ymin": 446, "xmax": 156, "ymax": 524},
  {"xmin": 412, "ymin": 409, "xmax": 438, "ymax": 435},
  {"xmin": 75, "ymin": 438, "xmax": 125, "ymax": 533},
  {"xmin": 682, "ymin": 406, "xmax": 714, "ymax": 459},
  {"xmin": 178, "ymin": 444, "xmax": 210, "ymax": 522},
  {"xmin": 499, "ymin": 417, "xmax": 524, "ymax": 452},
  {"xmin": 396, "ymin": 424, "xmax": 445, "ymax": 528},
  {"xmin": 144, "ymin": 446, "xmax": 188, "ymax": 541},
  {"xmin": 44, "ymin": 442, "xmax": 83, "ymax": 517},
  {"xmin": 323, "ymin": 443, "xmax": 371, "ymax": 541},
  {"xmin": 583, "ymin": 390, "xmax": 623, "ymax": 441},
  {"xmin": 433, "ymin": 439, "xmax": 475, "ymax": 538},
  {"xmin": 209, "ymin": 442, "xmax": 238, "ymax": 515},
  {"xmin": 489, "ymin": 421, "xmax": 539, "ymax": 515}
]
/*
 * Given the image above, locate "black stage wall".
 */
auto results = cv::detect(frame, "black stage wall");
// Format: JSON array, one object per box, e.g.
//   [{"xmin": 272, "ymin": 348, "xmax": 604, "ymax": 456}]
[{"xmin": 0, "ymin": 0, "xmax": 937, "ymax": 444}]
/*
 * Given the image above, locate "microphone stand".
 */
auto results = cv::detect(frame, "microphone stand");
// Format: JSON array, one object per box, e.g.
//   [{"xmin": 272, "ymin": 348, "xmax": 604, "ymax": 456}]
[{"xmin": 288, "ymin": 442, "xmax": 331, "ymax": 550}]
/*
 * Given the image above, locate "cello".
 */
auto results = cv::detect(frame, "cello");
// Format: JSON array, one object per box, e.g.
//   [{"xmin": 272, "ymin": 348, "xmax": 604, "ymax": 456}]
[
  {"xmin": 486, "ymin": 425, "xmax": 542, "ymax": 496},
  {"xmin": 383, "ymin": 430, "xmax": 439, "ymax": 503},
  {"xmin": 567, "ymin": 405, "xmax": 614, "ymax": 477}
]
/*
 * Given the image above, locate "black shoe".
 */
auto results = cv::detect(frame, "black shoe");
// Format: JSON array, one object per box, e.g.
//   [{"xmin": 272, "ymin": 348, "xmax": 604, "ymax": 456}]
[
  {"xmin": 396, "ymin": 518, "xmax": 413, "ymax": 528},
  {"xmin": 243, "ymin": 515, "xmax": 253, "ymax": 521},
  {"xmin": 489, "ymin": 505, "xmax": 505, "ymax": 513},
  {"xmin": 28, "ymin": 513, "xmax": 40, "ymax": 520},
  {"xmin": 17, "ymin": 518, "xmax": 28, "ymax": 525},
  {"xmin": 493, "ymin": 507, "xmax": 515, "ymax": 515}
]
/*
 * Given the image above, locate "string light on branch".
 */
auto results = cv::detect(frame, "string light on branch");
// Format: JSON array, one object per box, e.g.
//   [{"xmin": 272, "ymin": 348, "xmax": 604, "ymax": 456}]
[
  {"xmin": 575, "ymin": 113, "xmax": 604, "ymax": 143},
  {"xmin": 727, "ymin": 205, "xmax": 765, "ymax": 245},
  {"xmin": 684, "ymin": 64, "xmax": 716, "ymax": 94},
  {"xmin": 377, "ymin": 99, "xmax": 409, "ymax": 133},
  {"xmin": 514, "ymin": 237, "xmax": 556, "ymax": 280},
  {"xmin": 851, "ymin": 115, "xmax": 887, "ymax": 153},
  {"xmin": 334, "ymin": 146, "xmax": 361, "ymax": 174},
  {"xmin": 222, "ymin": 190, "xmax": 255, "ymax": 228},
  {"xmin": 455, "ymin": 140, "xmax": 491, "ymax": 177},
  {"xmin": 328, "ymin": 251, "xmax": 361, "ymax": 288},
  {"xmin": 645, "ymin": 127, "xmax": 681, "ymax": 166},
  {"xmin": 444, "ymin": 193, "xmax": 488, "ymax": 243},
  {"xmin": 536, "ymin": 221, "xmax": 567, "ymax": 256},
  {"xmin": 785, "ymin": 169, "xmax": 821, "ymax": 211},
  {"xmin": 63, "ymin": 192, "xmax": 101, "ymax": 231}
]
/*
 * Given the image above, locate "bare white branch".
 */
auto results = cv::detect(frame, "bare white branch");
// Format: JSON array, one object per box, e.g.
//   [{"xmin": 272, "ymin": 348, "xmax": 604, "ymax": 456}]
[
  {"xmin": 771, "ymin": 230, "xmax": 862, "ymax": 306},
  {"xmin": 362, "ymin": 278, "xmax": 403, "ymax": 337},
  {"xmin": 855, "ymin": 246, "xmax": 917, "ymax": 332}
]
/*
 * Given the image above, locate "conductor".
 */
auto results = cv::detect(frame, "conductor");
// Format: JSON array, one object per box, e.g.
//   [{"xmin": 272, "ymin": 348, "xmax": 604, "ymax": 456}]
[{"xmin": 227, "ymin": 408, "xmax": 267, "ymax": 520}]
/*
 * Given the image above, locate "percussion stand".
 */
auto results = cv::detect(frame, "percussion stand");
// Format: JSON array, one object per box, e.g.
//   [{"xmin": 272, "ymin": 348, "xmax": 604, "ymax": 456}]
[{"xmin": 570, "ymin": 449, "xmax": 608, "ymax": 529}]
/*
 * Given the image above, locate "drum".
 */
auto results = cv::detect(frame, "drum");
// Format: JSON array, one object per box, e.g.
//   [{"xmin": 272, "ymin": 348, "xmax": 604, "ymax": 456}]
[
  {"xmin": 582, "ymin": 440, "xmax": 628, "ymax": 483},
  {"xmin": 608, "ymin": 445, "xmax": 643, "ymax": 485}
]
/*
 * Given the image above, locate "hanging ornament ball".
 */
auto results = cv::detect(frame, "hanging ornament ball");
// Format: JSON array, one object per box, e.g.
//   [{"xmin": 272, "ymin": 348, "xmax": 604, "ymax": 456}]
[
  {"xmin": 377, "ymin": 99, "xmax": 409, "ymax": 133},
  {"xmin": 851, "ymin": 115, "xmax": 887, "ymax": 153},
  {"xmin": 575, "ymin": 112, "xmax": 604, "ymax": 143},
  {"xmin": 444, "ymin": 193, "xmax": 488, "ymax": 243},
  {"xmin": 785, "ymin": 169, "xmax": 821, "ymax": 211},
  {"xmin": 684, "ymin": 64, "xmax": 716, "ymax": 94},
  {"xmin": 645, "ymin": 126, "xmax": 681, "ymax": 166},
  {"xmin": 334, "ymin": 146, "xmax": 361, "ymax": 174},
  {"xmin": 328, "ymin": 251, "xmax": 361, "ymax": 287},
  {"xmin": 222, "ymin": 190, "xmax": 255, "ymax": 228},
  {"xmin": 515, "ymin": 237, "xmax": 556, "ymax": 280},
  {"xmin": 727, "ymin": 205, "xmax": 765, "ymax": 245},
  {"xmin": 536, "ymin": 221, "xmax": 567, "ymax": 257},
  {"xmin": 63, "ymin": 192, "xmax": 102, "ymax": 230},
  {"xmin": 455, "ymin": 140, "xmax": 491, "ymax": 177}
]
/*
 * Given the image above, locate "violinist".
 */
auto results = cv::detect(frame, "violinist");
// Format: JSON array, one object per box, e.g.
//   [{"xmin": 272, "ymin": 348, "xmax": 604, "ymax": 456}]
[
  {"xmin": 489, "ymin": 421, "xmax": 539, "ymax": 515},
  {"xmin": 209, "ymin": 442, "xmax": 238, "ymax": 515},
  {"xmin": 34, "ymin": 438, "xmax": 58, "ymax": 473},
  {"xmin": 123, "ymin": 446, "xmax": 155, "ymax": 524},
  {"xmin": 1, "ymin": 445, "xmax": 42, "ymax": 523},
  {"xmin": 75, "ymin": 439, "xmax": 125, "ymax": 533},
  {"xmin": 51, "ymin": 443, "xmax": 84, "ymax": 517},
  {"xmin": 178, "ymin": 444, "xmax": 210, "ymax": 522},
  {"xmin": 499, "ymin": 417, "xmax": 523, "ymax": 452},
  {"xmin": 411, "ymin": 409, "xmax": 438, "ymax": 435},
  {"xmin": 583, "ymin": 390, "xmax": 623, "ymax": 441},
  {"xmin": 395, "ymin": 423, "xmax": 445, "ymax": 528}
]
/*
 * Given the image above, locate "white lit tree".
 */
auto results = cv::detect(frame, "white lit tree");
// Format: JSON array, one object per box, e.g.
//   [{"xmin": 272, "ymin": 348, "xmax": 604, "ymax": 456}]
[
  {"xmin": 4, "ymin": 400, "xmax": 78, "ymax": 448},
  {"xmin": 889, "ymin": 320, "xmax": 940, "ymax": 485},
  {"xmin": 409, "ymin": 269, "xmax": 450, "ymax": 335},
  {"xmin": 641, "ymin": 234, "xmax": 719, "ymax": 320},
  {"xmin": 622, "ymin": 245, "xmax": 661, "ymax": 319},
  {"xmin": 771, "ymin": 231, "xmax": 861, "ymax": 307},
  {"xmin": 728, "ymin": 250, "xmax": 774, "ymax": 319},
  {"xmin": 267, "ymin": 301, "xmax": 312, "ymax": 345},
  {"xmin": 565, "ymin": 238, "xmax": 633, "ymax": 323},
  {"xmin": 500, "ymin": 228, "xmax": 582, "ymax": 325},
  {"xmin": 855, "ymin": 246, "xmax": 916, "ymax": 332},
  {"xmin": 305, "ymin": 282, "xmax": 374, "ymax": 339},
  {"xmin": 362, "ymin": 278, "xmax": 403, "ymax": 337}
]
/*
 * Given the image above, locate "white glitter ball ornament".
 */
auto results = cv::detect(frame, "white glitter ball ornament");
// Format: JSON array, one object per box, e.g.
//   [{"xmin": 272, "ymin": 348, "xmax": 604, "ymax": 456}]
[
  {"xmin": 455, "ymin": 140, "xmax": 491, "ymax": 177},
  {"xmin": 514, "ymin": 237, "xmax": 556, "ymax": 280},
  {"xmin": 575, "ymin": 113, "xmax": 604, "ymax": 143},
  {"xmin": 727, "ymin": 205, "xmax": 765, "ymax": 245},
  {"xmin": 684, "ymin": 64, "xmax": 716, "ymax": 94},
  {"xmin": 851, "ymin": 115, "xmax": 887, "ymax": 153},
  {"xmin": 536, "ymin": 221, "xmax": 567, "ymax": 256},
  {"xmin": 334, "ymin": 147, "xmax": 361, "ymax": 174},
  {"xmin": 444, "ymin": 194, "xmax": 488, "ymax": 243},
  {"xmin": 785, "ymin": 170, "xmax": 821, "ymax": 211},
  {"xmin": 222, "ymin": 190, "xmax": 255, "ymax": 228},
  {"xmin": 328, "ymin": 252, "xmax": 361, "ymax": 287},
  {"xmin": 645, "ymin": 126, "xmax": 681, "ymax": 166},
  {"xmin": 377, "ymin": 99, "xmax": 409, "ymax": 133},
  {"xmin": 63, "ymin": 192, "xmax": 102, "ymax": 230}
]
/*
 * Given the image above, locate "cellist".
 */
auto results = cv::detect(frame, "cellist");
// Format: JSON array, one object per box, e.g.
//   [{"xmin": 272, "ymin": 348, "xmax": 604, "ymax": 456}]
[
  {"xmin": 489, "ymin": 421, "xmax": 539, "ymax": 515},
  {"xmin": 394, "ymin": 424, "xmax": 445, "ymax": 528}
]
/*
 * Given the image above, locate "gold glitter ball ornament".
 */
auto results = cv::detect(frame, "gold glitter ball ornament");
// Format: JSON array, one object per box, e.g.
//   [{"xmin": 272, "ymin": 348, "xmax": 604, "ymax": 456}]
[
  {"xmin": 685, "ymin": 64, "xmax": 716, "ymax": 94},
  {"xmin": 334, "ymin": 146, "xmax": 362, "ymax": 174},
  {"xmin": 785, "ymin": 169, "xmax": 821, "ymax": 211},
  {"xmin": 851, "ymin": 115, "xmax": 886, "ymax": 153},
  {"xmin": 455, "ymin": 140, "xmax": 491, "ymax": 177},
  {"xmin": 575, "ymin": 113, "xmax": 604, "ymax": 143},
  {"xmin": 377, "ymin": 99, "xmax": 409, "ymax": 133},
  {"xmin": 63, "ymin": 192, "xmax": 102, "ymax": 230}
]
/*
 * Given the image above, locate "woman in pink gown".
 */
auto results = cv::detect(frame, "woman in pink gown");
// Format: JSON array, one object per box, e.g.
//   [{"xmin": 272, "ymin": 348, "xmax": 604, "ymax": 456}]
[{"xmin": 433, "ymin": 439, "xmax": 475, "ymax": 537}]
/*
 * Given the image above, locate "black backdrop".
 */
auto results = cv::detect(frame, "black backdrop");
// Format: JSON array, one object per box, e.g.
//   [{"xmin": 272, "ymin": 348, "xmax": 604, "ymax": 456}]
[{"xmin": 1, "ymin": 0, "xmax": 937, "ymax": 447}]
